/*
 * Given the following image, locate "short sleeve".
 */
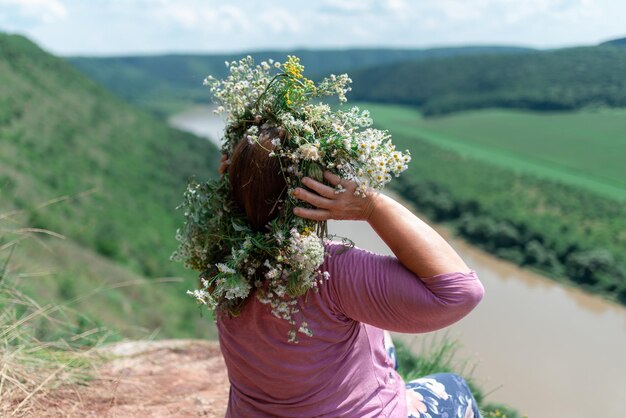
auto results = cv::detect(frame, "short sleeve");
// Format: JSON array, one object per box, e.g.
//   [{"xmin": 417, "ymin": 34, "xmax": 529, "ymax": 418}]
[{"xmin": 322, "ymin": 242, "xmax": 484, "ymax": 333}]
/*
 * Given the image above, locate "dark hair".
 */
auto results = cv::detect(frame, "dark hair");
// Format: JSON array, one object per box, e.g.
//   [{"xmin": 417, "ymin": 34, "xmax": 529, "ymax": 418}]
[{"xmin": 228, "ymin": 127, "xmax": 288, "ymax": 231}]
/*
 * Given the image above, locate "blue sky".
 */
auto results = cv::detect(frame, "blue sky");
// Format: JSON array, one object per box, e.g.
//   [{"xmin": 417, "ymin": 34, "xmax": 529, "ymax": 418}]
[{"xmin": 1, "ymin": 0, "xmax": 625, "ymax": 56}]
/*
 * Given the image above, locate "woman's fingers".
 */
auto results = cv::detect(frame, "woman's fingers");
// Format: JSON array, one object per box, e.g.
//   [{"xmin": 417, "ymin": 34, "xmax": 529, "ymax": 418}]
[
  {"xmin": 293, "ymin": 207, "xmax": 331, "ymax": 221},
  {"xmin": 323, "ymin": 171, "xmax": 357, "ymax": 194},
  {"xmin": 293, "ymin": 171, "xmax": 369, "ymax": 221},
  {"xmin": 294, "ymin": 187, "xmax": 334, "ymax": 209},
  {"xmin": 302, "ymin": 177, "xmax": 335, "ymax": 199},
  {"xmin": 323, "ymin": 171, "xmax": 342, "ymax": 187}
]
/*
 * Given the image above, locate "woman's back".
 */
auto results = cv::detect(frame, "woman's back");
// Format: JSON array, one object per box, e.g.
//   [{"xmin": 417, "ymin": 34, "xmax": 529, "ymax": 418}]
[{"xmin": 217, "ymin": 242, "xmax": 484, "ymax": 417}]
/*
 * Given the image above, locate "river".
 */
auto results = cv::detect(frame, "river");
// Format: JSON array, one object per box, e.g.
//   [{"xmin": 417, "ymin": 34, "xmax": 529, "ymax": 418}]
[{"xmin": 169, "ymin": 105, "xmax": 626, "ymax": 418}]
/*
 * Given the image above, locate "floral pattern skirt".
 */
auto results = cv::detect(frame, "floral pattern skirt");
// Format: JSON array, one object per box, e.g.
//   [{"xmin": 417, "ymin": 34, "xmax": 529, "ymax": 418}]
[
  {"xmin": 405, "ymin": 373, "xmax": 482, "ymax": 418},
  {"xmin": 384, "ymin": 331, "xmax": 482, "ymax": 418}
]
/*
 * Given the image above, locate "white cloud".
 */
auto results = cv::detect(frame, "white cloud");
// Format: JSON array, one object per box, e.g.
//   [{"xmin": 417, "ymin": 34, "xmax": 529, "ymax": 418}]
[
  {"xmin": 212, "ymin": 5, "xmax": 252, "ymax": 33},
  {"xmin": 0, "ymin": 0, "xmax": 67, "ymax": 23},
  {"xmin": 499, "ymin": 0, "xmax": 557, "ymax": 24},
  {"xmin": 386, "ymin": 0, "xmax": 409, "ymax": 14},
  {"xmin": 403, "ymin": 0, "xmax": 605, "ymax": 30},
  {"xmin": 436, "ymin": 1, "xmax": 483, "ymax": 22},
  {"xmin": 554, "ymin": 0, "xmax": 602, "ymax": 23},
  {"xmin": 3, "ymin": 0, "xmax": 626, "ymax": 55},
  {"xmin": 166, "ymin": 6, "xmax": 199, "ymax": 28},
  {"xmin": 258, "ymin": 8, "xmax": 301, "ymax": 34},
  {"xmin": 152, "ymin": 2, "xmax": 252, "ymax": 33},
  {"xmin": 319, "ymin": 0, "xmax": 374, "ymax": 14}
]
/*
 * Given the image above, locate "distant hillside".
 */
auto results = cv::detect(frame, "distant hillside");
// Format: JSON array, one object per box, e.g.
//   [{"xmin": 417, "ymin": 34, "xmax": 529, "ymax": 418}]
[
  {"xmin": 0, "ymin": 33, "xmax": 220, "ymax": 337},
  {"xmin": 601, "ymin": 37, "xmax": 626, "ymax": 47},
  {"xmin": 349, "ymin": 46, "xmax": 626, "ymax": 115},
  {"xmin": 67, "ymin": 46, "xmax": 532, "ymax": 116}
]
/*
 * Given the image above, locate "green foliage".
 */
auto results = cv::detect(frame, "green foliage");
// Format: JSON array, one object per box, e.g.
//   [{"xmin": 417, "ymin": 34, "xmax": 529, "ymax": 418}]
[
  {"xmin": 395, "ymin": 337, "xmax": 459, "ymax": 382},
  {"xmin": 566, "ymin": 249, "xmax": 619, "ymax": 290},
  {"xmin": 483, "ymin": 404, "xmax": 526, "ymax": 418},
  {"xmin": 67, "ymin": 46, "xmax": 532, "ymax": 117},
  {"xmin": 0, "ymin": 33, "xmax": 222, "ymax": 338},
  {"xmin": 350, "ymin": 46, "xmax": 626, "ymax": 115}
]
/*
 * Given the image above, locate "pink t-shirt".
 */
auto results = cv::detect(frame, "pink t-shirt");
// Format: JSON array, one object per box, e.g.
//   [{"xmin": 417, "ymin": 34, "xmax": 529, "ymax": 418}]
[{"xmin": 217, "ymin": 241, "xmax": 485, "ymax": 417}]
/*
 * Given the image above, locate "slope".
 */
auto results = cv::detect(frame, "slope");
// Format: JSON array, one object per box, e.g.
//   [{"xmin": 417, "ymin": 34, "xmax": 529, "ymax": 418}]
[{"xmin": 0, "ymin": 33, "xmax": 220, "ymax": 337}]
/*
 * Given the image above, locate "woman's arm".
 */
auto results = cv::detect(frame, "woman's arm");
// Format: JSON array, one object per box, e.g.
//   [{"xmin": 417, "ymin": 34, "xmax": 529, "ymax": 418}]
[
  {"xmin": 293, "ymin": 171, "xmax": 470, "ymax": 277},
  {"xmin": 367, "ymin": 193, "xmax": 470, "ymax": 277},
  {"xmin": 322, "ymin": 243, "xmax": 482, "ymax": 333}
]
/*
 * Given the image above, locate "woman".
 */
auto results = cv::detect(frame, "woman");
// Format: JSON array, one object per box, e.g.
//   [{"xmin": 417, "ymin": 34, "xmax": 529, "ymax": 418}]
[{"xmin": 216, "ymin": 132, "xmax": 485, "ymax": 417}]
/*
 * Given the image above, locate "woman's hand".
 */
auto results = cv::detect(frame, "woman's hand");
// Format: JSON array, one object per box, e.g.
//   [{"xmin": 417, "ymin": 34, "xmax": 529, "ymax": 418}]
[
  {"xmin": 297, "ymin": 170, "xmax": 471, "ymax": 277},
  {"xmin": 293, "ymin": 171, "xmax": 380, "ymax": 221}
]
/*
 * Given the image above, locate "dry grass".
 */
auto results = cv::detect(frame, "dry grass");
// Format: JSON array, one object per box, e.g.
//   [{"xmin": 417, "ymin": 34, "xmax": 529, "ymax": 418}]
[{"xmin": 0, "ymin": 211, "xmax": 107, "ymax": 417}]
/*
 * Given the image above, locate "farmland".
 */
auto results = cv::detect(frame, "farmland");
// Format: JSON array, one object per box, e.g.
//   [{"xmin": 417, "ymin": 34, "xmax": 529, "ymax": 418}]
[{"xmin": 361, "ymin": 103, "xmax": 626, "ymax": 201}]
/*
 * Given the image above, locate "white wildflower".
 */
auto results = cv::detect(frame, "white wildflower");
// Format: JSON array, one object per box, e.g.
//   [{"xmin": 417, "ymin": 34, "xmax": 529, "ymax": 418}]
[
  {"xmin": 216, "ymin": 263, "xmax": 236, "ymax": 274},
  {"xmin": 298, "ymin": 143, "xmax": 320, "ymax": 161},
  {"xmin": 287, "ymin": 228, "xmax": 325, "ymax": 275}
]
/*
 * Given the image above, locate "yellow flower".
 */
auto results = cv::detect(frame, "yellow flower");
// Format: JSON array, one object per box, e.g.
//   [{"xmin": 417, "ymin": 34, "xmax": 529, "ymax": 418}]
[{"xmin": 284, "ymin": 55, "xmax": 304, "ymax": 79}]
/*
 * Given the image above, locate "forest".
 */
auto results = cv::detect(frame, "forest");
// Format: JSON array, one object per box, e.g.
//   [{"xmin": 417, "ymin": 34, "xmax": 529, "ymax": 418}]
[
  {"xmin": 350, "ymin": 45, "xmax": 626, "ymax": 115},
  {"xmin": 68, "ymin": 46, "xmax": 532, "ymax": 116}
]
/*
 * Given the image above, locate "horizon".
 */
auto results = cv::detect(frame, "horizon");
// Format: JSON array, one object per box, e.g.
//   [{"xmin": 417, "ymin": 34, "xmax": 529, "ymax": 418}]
[
  {"xmin": 3, "ymin": 28, "xmax": 623, "ymax": 58},
  {"xmin": 1, "ymin": 0, "xmax": 626, "ymax": 56}
]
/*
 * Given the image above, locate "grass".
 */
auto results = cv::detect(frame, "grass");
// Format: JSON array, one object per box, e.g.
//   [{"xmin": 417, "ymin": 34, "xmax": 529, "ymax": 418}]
[
  {"xmin": 0, "ymin": 213, "xmax": 106, "ymax": 417},
  {"xmin": 0, "ymin": 33, "xmax": 223, "ymax": 339},
  {"xmin": 3, "ymin": 202, "xmax": 220, "ymax": 341},
  {"xmin": 359, "ymin": 102, "xmax": 626, "ymax": 201}
]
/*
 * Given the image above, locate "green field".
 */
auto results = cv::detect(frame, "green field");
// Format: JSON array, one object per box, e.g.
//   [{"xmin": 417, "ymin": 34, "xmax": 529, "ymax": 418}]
[{"xmin": 360, "ymin": 103, "xmax": 626, "ymax": 201}]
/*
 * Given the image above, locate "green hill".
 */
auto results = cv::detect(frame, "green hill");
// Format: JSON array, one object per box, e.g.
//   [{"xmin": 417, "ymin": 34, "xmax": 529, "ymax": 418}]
[
  {"xmin": 349, "ymin": 46, "xmax": 626, "ymax": 115},
  {"xmin": 601, "ymin": 36, "xmax": 626, "ymax": 47},
  {"xmin": 0, "ymin": 33, "xmax": 220, "ymax": 338},
  {"xmin": 67, "ymin": 46, "xmax": 532, "ymax": 116}
]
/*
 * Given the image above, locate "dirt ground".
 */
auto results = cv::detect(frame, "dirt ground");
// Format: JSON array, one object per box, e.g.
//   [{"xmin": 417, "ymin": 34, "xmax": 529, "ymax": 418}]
[{"xmin": 22, "ymin": 339, "xmax": 230, "ymax": 417}]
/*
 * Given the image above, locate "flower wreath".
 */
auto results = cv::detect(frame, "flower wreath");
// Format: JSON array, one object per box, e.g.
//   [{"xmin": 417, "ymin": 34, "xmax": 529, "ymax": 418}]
[{"xmin": 171, "ymin": 56, "xmax": 411, "ymax": 342}]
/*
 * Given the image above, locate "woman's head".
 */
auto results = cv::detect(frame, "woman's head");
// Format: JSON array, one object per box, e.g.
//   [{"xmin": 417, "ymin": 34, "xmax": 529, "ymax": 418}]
[{"xmin": 228, "ymin": 127, "xmax": 288, "ymax": 231}]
